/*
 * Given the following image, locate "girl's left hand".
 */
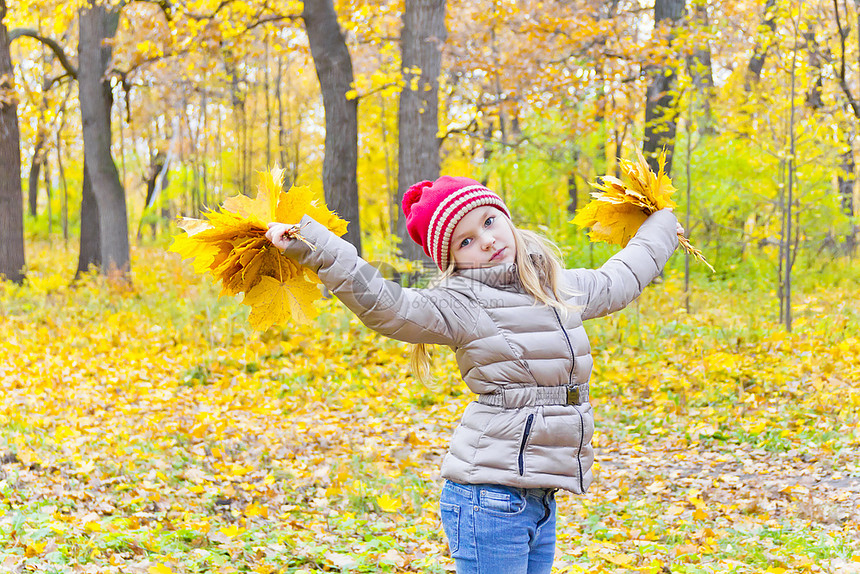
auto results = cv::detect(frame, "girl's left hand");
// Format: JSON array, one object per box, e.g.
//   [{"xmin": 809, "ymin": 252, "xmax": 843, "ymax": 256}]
[{"xmin": 266, "ymin": 222, "xmax": 302, "ymax": 251}]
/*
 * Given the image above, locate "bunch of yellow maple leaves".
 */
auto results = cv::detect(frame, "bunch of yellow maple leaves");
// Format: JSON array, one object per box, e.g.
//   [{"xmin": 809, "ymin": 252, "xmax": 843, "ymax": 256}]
[
  {"xmin": 572, "ymin": 149, "xmax": 714, "ymax": 272},
  {"xmin": 170, "ymin": 167, "xmax": 348, "ymax": 330}
]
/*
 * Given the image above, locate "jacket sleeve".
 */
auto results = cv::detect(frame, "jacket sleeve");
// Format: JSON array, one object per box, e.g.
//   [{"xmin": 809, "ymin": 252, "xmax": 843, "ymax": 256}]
[
  {"xmin": 280, "ymin": 214, "xmax": 475, "ymax": 346},
  {"xmin": 565, "ymin": 209, "xmax": 679, "ymax": 321}
]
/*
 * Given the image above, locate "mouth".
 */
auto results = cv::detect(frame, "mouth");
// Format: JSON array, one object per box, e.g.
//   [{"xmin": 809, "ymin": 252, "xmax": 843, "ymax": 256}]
[{"xmin": 490, "ymin": 247, "xmax": 505, "ymax": 261}]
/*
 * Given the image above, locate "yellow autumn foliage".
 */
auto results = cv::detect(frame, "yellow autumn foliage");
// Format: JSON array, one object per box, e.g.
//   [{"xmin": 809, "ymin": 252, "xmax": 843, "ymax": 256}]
[
  {"xmin": 169, "ymin": 167, "xmax": 349, "ymax": 330},
  {"xmin": 572, "ymin": 149, "xmax": 714, "ymax": 272}
]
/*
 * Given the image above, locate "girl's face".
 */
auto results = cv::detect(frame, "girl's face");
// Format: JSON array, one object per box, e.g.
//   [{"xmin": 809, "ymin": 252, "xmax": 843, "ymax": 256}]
[{"xmin": 449, "ymin": 206, "xmax": 517, "ymax": 268}]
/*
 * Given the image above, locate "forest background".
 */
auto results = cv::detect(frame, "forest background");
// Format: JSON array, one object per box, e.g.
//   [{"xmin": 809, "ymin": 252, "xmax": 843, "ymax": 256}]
[{"xmin": 1, "ymin": 0, "xmax": 860, "ymax": 572}]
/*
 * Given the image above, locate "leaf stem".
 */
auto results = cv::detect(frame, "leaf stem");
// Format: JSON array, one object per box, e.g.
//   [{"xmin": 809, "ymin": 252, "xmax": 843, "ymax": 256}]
[{"xmin": 678, "ymin": 234, "xmax": 715, "ymax": 273}]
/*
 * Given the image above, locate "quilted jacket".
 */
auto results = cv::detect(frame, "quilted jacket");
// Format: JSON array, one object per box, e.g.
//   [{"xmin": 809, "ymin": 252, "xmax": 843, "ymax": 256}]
[{"xmin": 282, "ymin": 209, "xmax": 679, "ymax": 493}]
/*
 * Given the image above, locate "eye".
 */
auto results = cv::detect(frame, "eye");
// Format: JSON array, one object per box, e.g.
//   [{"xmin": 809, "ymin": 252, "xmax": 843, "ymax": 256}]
[
  {"xmin": 484, "ymin": 216, "xmax": 495, "ymax": 227},
  {"xmin": 459, "ymin": 237, "xmax": 471, "ymax": 248}
]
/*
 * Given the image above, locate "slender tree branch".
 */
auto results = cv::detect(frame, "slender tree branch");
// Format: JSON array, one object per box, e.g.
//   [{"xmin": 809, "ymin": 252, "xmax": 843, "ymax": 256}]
[
  {"xmin": 8, "ymin": 28, "xmax": 77, "ymax": 78},
  {"xmin": 108, "ymin": 48, "xmax": 191, "ymax": 78},
  {"xmin": 348, "ymin": 81, "xmax": 401, "ymax": 102},
  {"xmin": 834, "ymin": 0, "xmax": 848, "ymax": 83},
  {"xmin": 822, "ymin": 42, "xmax": 860, "ymax": 116},
  {"xmin": 45, "ymin": 72, "xmax": 72, "ymax": 92},
  {"xmin": 246, "ymin": 13, "xmax": 301, "ymax": 30},
  {"xmin": 439, "ymin": 116, "xmax": 478, "ymax": 141}
]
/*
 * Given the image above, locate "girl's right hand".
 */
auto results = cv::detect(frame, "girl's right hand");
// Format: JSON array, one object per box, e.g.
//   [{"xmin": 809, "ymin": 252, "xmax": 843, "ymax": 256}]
[{"xmin": 266, "ymin": 222, "xmax": 302, "ymax": 251}]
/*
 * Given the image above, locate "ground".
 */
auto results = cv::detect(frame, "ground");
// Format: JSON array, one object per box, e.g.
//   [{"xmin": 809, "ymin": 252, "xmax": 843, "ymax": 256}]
[{"xmin": 0, "ymin": 244, "xmax": 858, "ymax": 573}]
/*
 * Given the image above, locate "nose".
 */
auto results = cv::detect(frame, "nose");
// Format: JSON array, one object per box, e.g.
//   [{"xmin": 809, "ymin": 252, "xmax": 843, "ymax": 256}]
[{"xmin": 480, "ymin": 232, "xmax": 495, "ymax": 250}]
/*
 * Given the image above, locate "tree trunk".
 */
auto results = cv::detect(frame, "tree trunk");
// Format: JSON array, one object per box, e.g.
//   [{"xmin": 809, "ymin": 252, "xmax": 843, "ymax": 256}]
[
  {"xmin": 28, "ymin": 133, "xmax": 46, "ymax": 217},
  {"xmin": 781, "ymin": 15, "xmax": 800, "ymax": 332},
  {"xmin": 201, "ymin": 90, "xmax": 209, "ymax": 207},
  {"xmin": 839, "ymin": 146, "xmax": 855, "ymax": 215},
  {"xmin": 804, "ymin": 26, "xmax": 823, "ymax": 109},
  {"xmin": 830, "ymin": 1, "xmax": 860, "ymax": 252},
  {"xmin": 642, "ymin": 0, "xmax": 685, "ymax": 175},
  {"xmin": 0, "ymin": 4, "xmax": 25, "ymax": 284},
  {"xmin": 480, "ymin": 122, "xmax": 493, "ymax": 187},
  {"xmin": 44, "ymin": 156, "xmax": 52, "ymax": 234},
  {"xmin": 264, "ymin": 36, "xmax": 272, "ymax": 169},
  {"xmin": 839, "ymin": 136, "xmax": 856, "ymax": 253},
  {"xmin": 56, "ymin": 129, "xmax": 69, "ymax": 241},
  {"xmin": 688, "ymin": 0, "xmax": 715, "ymax": 135},
  {"xmin": 302, "ymin": 0, "xmax": 362, "ymax": 256},
  {"xmin": 244, "ymin": 70, "xmax": 253, "ymax": 199},
  {"xmin": 55, "ymin": 82, "xmax": 72, "ymax": 242},
  {"xmin": 592, "ymin": 2, "xmax": 620, "ymax": 177},
  {"xmin": 276, "ymin": 55, "xmax": 287, "ymax": 183},
  {"xmin": 76, "ymin": 158, "xmax": 102, "ymax": 277},
  {"xmin": 745, "ymin": 0, "xmax": 777, "ymax": 90},
  {"xmin": 276, "ymin": 54, "xmax": 291, "ymax": 188},
  {"xmin": 225, "ymin": 56, "xmax": 246, "ymax": 195},
  {"xmin": 78, "ymin": 2, "xmax": 129, "ymax": 275},
  {"xmin": 567, "ymin": 146, "xmax": 579, "ymax": 216},
  {"xmin": 395, "ymin": 0, "xmax": 446, "ymax": 263},
  {"xmin": 139, "ymin": 150, "xmax": 167, "ymax": 240}
]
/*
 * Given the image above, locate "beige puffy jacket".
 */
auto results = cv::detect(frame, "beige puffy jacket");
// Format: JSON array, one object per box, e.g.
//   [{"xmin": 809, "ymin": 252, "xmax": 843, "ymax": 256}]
[{"xmin": 283, "ymin": 209, "xmax": 679, "ymax": 493}]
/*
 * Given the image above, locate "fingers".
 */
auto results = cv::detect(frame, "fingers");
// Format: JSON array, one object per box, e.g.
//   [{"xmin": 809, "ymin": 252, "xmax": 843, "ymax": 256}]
[
  {"xmin": 676, "ymin": 223, "xmax": 685, "ymax": 236},
  {"xmin": 264, "ymin": 223, "xmax": 281, "ymax": 244},
  {"xmin": 265, "ymin": 222, "xmax": 300, "ymax": 250}
]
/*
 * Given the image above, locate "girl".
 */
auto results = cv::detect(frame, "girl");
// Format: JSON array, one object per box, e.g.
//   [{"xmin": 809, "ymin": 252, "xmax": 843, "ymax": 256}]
[{"xmin": 266, "ymin": 176, "xmax": 679, "ymax": 574}]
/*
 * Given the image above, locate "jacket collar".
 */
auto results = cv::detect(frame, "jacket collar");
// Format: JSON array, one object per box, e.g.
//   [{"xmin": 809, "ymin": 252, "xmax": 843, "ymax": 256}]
[
  {"xmin": 456, "ymin": 262, "xmax": 519, "ymax": 288},
  {"xmin": 453, "ymin": 253, "xmax": 544, "ymax": 289}
]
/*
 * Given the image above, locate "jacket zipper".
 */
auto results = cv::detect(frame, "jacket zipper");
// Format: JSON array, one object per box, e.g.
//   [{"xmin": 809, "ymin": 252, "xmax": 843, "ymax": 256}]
[
  {"xmin": 551, "ymin": 308, "xmax": 575, "ymax": 385},
  {"xmin": 552, "ymin": 308, "xmax": 585, "ymax": 491},
  {"xmin": 517, "ymin": 414, "xmax": 535, "ymax": 476}
]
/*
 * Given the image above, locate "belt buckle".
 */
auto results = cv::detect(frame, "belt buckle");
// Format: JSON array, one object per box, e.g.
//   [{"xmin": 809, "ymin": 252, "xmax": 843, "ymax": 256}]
[{"xmin": 566, "ymin": 385, "xmax": 580, "ymax": 405}]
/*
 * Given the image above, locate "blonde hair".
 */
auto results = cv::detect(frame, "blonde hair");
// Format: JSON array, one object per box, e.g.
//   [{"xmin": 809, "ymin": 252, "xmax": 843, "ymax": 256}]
[{"xmin": 410, "ymin": 216, "xmax": 579, "ymax": 384}]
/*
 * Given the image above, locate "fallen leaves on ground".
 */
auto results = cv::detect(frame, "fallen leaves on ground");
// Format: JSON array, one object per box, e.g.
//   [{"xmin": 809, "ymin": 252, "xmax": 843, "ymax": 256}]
[{"xmin": 0, "ymin": 243, "xmax": 858, "ymax": 573}]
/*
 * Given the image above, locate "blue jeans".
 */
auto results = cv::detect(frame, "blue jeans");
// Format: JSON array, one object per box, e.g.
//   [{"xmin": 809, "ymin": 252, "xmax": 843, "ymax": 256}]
[{"xmin": 439, "ymin": 480, "xmax": 557, "ymax": 574}]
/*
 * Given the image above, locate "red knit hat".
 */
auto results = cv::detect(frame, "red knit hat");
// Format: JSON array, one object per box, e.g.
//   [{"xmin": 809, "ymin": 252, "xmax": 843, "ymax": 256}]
[{"xmin": 401, "ymin": 176, "xmax": 510, "ymax": 270}]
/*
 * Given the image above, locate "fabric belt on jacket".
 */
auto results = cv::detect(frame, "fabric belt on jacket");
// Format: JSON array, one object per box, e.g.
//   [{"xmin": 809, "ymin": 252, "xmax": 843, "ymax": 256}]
[{"xmin": 476, "ymin": 383, "xmax": 589, "ymax": 409}]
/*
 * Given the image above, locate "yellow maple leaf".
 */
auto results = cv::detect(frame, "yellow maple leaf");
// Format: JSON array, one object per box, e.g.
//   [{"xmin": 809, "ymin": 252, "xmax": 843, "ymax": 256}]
[
  {"xmin": 148, "ymin": 565, "xmax": 174, "ymax": 574},
  {"xmin": 275, "ymin": 184, "xmax": 349, "ymax": 237},
  {"xmin": 219, "ymin": 523, "xmax": 244, "ymax": 537},
  {"xmin": 222, "ymin": 167, "xmax": 284, "ymax": 227},
  {"xmin": 243, "ymin": 275, "xmax": 321, "ymax": 331},
  {"xmin": 245, "ymin": 502, "xmax": 269, "ymax": 518},
  {"xmin": 603, "ymin": 552, "xmax": 635, "ymax": 567},
  {"xmin": 25, "ymin": 541, "xmax": 47, "ymax": 557},
  {"xmin": 168, "ymin": 166, "xmax": 348, "ymax": 328},
  {"xmin": 169, "ymin": 229, "xmax": 222, "ymax": 274},
  {"xmin": 176, "ymin": 217, "xmax": 212, "ymax": 235},
  {"xmin": 573, "ymin": 200, "xmax": 648, "ymax": 247},
  {"xmin": 376, "ymin": 493, "xmax": 402, "ymax": 513},
  {"xmin": 572, "ymin": 149, "xmax": 713, "ymax": 271}
]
